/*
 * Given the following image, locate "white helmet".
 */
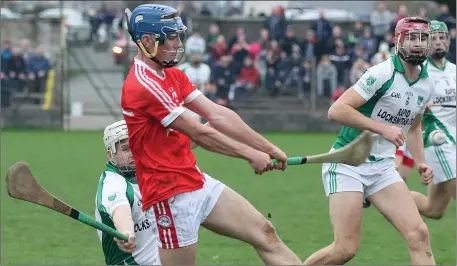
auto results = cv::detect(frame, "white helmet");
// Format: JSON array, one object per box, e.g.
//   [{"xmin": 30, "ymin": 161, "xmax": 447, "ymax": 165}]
[{"xmin": 103, "ymin": 120, "xmax": 129, "ymax": 154}]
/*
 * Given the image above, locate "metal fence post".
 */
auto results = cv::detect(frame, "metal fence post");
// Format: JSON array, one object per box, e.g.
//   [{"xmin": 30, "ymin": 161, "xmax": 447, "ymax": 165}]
[{"xmin": 310, "ymin": 56, "xmax": 317, "ymax": 112}]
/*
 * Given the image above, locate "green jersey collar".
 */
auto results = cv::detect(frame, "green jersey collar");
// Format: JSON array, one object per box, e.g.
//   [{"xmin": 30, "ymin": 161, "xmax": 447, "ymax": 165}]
[
  {"xmin": 427, "ymin": 57, "xmax": 447, "ymax": 71},
  {"xmin": 105, "ymin": 162, "xmax": 138, "ymax": 184}
]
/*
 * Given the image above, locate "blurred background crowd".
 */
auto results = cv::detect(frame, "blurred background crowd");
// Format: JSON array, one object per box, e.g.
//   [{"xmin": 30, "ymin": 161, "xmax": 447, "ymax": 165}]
[
  {"xmin": 0, "ymin": 0, "xmax": 455, "ymax": 121},
  {"xmin": 177, "ymin": 2, "xmax": 456, "ymax": 105}
]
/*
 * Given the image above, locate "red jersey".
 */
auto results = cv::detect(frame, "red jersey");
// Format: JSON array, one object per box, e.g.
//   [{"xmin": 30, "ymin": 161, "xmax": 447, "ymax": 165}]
[{"xmin": 121, "ymin": 58, "xmax": 205, "ymax": 211}]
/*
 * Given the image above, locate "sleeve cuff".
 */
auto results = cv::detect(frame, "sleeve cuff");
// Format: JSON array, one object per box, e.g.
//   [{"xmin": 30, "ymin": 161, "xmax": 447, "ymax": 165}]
[
  {"xmin": 161, "ymin": 106, "xmax": 186, "ymax": 127},
  {"xmin": 184, "ymin": 90, "xmax": 202, "ymax": 104},
  {"xmin": 352, "ymin": 85, "xmax": 371, "ymax": 101},
  {"xmin": 105, "ymin": 200, "xmax": 130, "ymax": 218}
]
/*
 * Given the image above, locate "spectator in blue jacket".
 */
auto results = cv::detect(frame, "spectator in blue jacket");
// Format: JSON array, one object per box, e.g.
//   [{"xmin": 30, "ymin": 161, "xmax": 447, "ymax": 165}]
[
  {"xmin": 1, "ymin": 40, "xmax": 13, "ymax": 76},
  {"xmin": 27, "ymin": 47, "xmax": 51, "ymax": 103}
]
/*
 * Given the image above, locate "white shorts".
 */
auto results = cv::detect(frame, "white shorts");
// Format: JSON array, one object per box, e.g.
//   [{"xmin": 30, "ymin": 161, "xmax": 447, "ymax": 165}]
[
  {"xmin": 145, "ymin": 173, "xmax": 225, "ymax": 249},
  {"xmin": 424, "ymin": 144, "xmax": 456, "ymax": 184},
  {"xmin": 322, "ymin": 158, "xmax": 404, "ymax": 198}
]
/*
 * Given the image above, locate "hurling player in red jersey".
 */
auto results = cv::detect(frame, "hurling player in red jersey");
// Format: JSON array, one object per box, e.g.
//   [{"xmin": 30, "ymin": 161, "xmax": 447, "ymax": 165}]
[{"xmin": 119, "ymin": 4, "xmax": 302, "ymax": 265}]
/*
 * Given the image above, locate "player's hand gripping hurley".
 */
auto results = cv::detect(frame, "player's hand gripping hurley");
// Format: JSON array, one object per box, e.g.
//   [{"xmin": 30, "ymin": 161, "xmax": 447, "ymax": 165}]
[
  {"xmin": 272, "ymin": 130, "xmax": 373, "ymax": 166},
  {"xmin": 6, "ymin": 162, "xmax": 129, "ymax": 241}
]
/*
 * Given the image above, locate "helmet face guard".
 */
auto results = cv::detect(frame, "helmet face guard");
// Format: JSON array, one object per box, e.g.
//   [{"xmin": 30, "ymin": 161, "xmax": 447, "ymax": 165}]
[
  {"xmin": 394, "ymin": 17, "xmax": 431, "ymax": 65},
  {"xmin": 429, "ymin": 20, "xmax": 450, "ymax": 60},
  {"xmin": 125, "ymin": 6, "xmax": 187, "ymax": 68},
  {"xmin": 109, "ymin": 138, "xmax": 136, "ymax": 177},
  {"xmin": 103, "ymin": 120, "xmax": 136, "ymax": 177}
]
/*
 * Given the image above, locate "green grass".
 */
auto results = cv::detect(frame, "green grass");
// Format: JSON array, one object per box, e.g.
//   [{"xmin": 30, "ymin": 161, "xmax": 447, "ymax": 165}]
[{"xmin": 1, "ymin": 130, "xmax": 455, "ymax": 265}]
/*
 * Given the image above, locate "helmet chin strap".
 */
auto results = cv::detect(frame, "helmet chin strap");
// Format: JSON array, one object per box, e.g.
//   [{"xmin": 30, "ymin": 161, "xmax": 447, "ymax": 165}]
[
  {"xmin": 398, "ymin": 48, "xmax": 427, "ymax": 65},
  {"xmin": 431, "ymin": 50, "xmax": 447, "ymax": 59}
]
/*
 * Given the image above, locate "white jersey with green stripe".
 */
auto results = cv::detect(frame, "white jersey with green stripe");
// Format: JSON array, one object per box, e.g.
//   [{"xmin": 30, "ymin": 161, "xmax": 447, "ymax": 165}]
[
  {"xmin": 422, "ymin": 58, "xmax": 456, "ymax": 147},
  {"xmin": 332, "ymin": 55, "xmax": 434, "ymax": 162},
  {"xmin": 95, "ymin": 163, "xmax": 159, "ymax": 265}
]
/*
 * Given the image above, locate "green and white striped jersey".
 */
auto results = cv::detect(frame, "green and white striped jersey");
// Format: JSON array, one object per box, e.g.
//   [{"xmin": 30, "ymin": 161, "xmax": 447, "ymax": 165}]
[
  {"xmin": 95, "ymin": 163, "xmax": 159, "ymax": 265},
  {"xmin": 422, "ymin": 58, "xmax": 456, "ymax": 147},
  {"xmin": 332, "ymin": 55, "xmax": 435, "ymax": 162}
]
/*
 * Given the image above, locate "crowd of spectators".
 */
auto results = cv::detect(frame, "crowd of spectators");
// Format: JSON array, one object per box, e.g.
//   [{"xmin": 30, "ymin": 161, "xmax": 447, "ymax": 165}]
[
  {"xmin": 1, "ymin": 38, "xmax": 52, "ymax": 108},
  {"xmin": 178, "ymin": 3, "xmax": 456, "ymax": 105}
]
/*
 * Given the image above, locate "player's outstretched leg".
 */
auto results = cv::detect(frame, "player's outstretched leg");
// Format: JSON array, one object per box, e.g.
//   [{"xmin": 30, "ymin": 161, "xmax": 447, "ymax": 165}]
[
  {"xmin": 411, "ymin": 179, "xmax": 455, "ymax": 219},
  {"xmin": 303, "ymin": 192, "xmax": 364, "ymax": 265},
  {"xmin": 369, "ymin": 182, "xmax": 435, "ymax": 265},
  {"xmin": 202, "ymin": 186, "xmax": 302, "ymax": 265}
]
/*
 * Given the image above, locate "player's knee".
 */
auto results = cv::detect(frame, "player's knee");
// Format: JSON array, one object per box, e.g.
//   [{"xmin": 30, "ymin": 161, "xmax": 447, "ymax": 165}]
[
  {"xmin": 426, "ymin": 210, "xmax": 444, "ymax": 220},
  {"xmin": 404, "ymin": 222, "xmax": 430, "ymax": 249},
  {"xmin": 333, "ymin": 239, "xmax": 359, "ymax": 263},
  {"xmin": 254, "ymin": 220, "xmax": 280, "ymax": 250}
]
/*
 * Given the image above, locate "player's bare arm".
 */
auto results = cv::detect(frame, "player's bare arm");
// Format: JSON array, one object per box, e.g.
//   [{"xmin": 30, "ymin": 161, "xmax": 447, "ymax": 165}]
[
  {"xmin": 406, "ymin": 113, "xmax": 434, "ymax": 184},
  {"xmin": 170, "ymin": 110, "xmax": 274, "ymax": 174},
  {"xmin": 190, "ymin": 122, "xmax": 211, "ymax": 150},
  {"xmin": 112, "ymin": 205, "xmax": 136, "ymax": 253},
  {"xmin": 328, "ymin": 88, "xmax": 405, "ymax": 148},
  {"xmin": 186, "ymin": 95, "xmax": 287, "ymax": 169}
]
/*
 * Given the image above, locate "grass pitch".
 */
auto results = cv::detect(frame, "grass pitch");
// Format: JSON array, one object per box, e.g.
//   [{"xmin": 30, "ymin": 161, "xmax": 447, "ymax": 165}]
[{"xmin": 1, "ymin": 130, "xmax": 455, "ymax": 265}]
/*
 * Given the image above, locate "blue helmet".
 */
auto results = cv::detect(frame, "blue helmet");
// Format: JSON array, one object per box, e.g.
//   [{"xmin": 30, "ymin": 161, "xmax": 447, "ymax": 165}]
[{"xmin": 125, "ymin": 4, "xmax": 187, "ymax": 67}]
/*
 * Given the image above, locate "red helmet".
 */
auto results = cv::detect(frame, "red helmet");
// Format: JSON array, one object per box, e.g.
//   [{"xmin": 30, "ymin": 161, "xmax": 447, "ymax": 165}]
[{"xmin": 393, "ymin": 17, "xmax": 431, "ymax": 65}]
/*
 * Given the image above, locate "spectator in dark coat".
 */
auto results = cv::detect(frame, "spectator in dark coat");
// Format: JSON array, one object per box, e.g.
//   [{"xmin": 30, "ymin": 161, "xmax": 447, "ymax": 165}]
[
  {"xmin": 6, "ymin": 49, "xmax": 28, "ymax": 92},
  {"xmin": 263, "ymin": 6, "xmax": 287, "ymax": 41},
  {"xmin": 280, "ymin": 26, "xmax": 300, "ymax": 56},
  {"xmin": 211, "ymin": 55, "xmax": 236, "ymax": 100},
  {"xmin": 436, "ymin": 4, "xmax": 456, "ymax": 29},
  {"xmin": 447, "ymin": 27, "xmax": 456, "ymax": 63},
  {"xmin": 300, "ymin": 29, "xmax": 317, "ymax": 59},
  {"xmin": 27, "ymin": 47, "xmax": 51, "ymax": 101}
]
